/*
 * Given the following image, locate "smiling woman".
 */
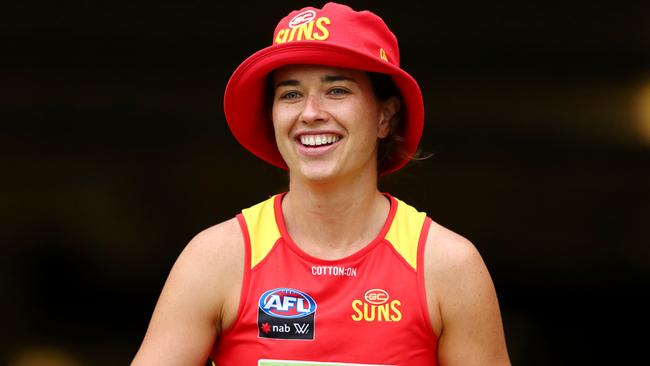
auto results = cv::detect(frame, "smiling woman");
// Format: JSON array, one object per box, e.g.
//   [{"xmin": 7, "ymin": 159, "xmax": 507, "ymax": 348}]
[
  {"xmin": 132, "ymin": 3, "xmax": 511, "ymax": 366},
  {"xmin": 265, "ymin": 69, "xmax": 407, "ymax": 174},
  {"xmin": 270, "ymin": 65, "xmax": 397, "ymax": 182}
]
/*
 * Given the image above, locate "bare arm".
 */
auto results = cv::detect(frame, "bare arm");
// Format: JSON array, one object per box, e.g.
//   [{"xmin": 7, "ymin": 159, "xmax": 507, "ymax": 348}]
[
  {"xmin": 132, "ymin": 218, "xmax": 244, "ymax": 366},
  {"xmin": 425, "ymin": 222, "xmax": 511, "ymax": 366}
]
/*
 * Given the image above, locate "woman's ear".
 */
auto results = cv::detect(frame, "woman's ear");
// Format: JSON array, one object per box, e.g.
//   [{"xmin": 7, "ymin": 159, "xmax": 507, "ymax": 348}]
[{"xmin": 378, "ymin": 96, "xmax": 401, "ymax": 139}]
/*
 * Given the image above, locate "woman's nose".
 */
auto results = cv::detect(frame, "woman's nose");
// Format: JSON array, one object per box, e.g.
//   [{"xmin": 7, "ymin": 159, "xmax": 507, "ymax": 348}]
[{"xmin": 299, "ymin": 95, "xmax": 327, "ymax": 124}]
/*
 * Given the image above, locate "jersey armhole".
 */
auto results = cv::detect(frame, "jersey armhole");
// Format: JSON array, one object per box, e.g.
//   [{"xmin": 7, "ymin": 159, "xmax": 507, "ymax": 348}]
[
  {"xmin": 219, "ymin": 213, "xmax": 252, "ymax": 336},
  {"xmin": 417, "ymin": 217, "xmax": 437, "ymax": 341}
]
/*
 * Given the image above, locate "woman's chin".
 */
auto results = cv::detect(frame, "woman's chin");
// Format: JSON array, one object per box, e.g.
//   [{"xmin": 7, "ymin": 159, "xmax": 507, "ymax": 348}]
[{"xmin": 291, "ymin": 162, "xmax": 341, "ymax": 183}]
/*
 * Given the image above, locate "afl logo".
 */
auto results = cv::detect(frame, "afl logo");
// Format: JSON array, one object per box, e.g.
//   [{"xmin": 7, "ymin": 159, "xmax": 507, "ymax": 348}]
[
  {"xmin": 259, "ymin": 288, "xmax": 317, "ymax": 319},
  {"xmin": 364, "ymin": 289, "xmax": 389, "ymax": 305},
  {"xmin": 289, "ymin": 10, "xmax": 316, "ymax": 28}
]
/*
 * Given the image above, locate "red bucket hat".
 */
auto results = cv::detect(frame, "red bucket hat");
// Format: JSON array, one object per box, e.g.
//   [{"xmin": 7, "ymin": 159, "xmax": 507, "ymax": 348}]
[{"xmin": 223, "ymin": 2, "xmax": 424, "ymax": 175}]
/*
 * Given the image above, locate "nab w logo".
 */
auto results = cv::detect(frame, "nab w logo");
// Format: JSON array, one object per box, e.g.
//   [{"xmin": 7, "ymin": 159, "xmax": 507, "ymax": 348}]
[{"xmin": 293, "ymin": 323, "xmax": 310, "ymax": 334}]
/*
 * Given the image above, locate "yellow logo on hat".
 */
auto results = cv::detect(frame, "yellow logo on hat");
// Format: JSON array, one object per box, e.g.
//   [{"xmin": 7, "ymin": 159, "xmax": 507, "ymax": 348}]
[
  {"xmin": 275, "ymin": 17, "xmax": 331, "ymax": 44},
  {"xmin": 380, "ymin": 48, "xmax": 388, "ymax": 62}
]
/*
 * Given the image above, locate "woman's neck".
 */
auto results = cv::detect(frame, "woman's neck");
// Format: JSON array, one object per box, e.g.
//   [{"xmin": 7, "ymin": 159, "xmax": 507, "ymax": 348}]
[{"xmin": 282, "ymin": 171, "xmax": 390, "ymax": 260}]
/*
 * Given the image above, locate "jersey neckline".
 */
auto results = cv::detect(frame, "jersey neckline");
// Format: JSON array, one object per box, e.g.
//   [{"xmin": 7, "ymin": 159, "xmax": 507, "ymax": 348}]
[{"xmin": 272, "ymin": 192, "xmax": 398, "ymax": 265}]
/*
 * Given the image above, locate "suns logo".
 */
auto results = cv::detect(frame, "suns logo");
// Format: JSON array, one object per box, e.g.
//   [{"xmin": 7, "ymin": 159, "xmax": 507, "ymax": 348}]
[
  {"xmin": 364, "ymin": 288, "xmax": 389, "ymax": 305},
  {"xmin": 274, "ymin": 15, "xmax": 331, "ymax": 44},
  {"xmin": 289, "ymin": 10, "xmax": 316, "ymax": 28},
  {"xmin": 351, "ymin": 289, "xmax": 402, "ymax": 322}
]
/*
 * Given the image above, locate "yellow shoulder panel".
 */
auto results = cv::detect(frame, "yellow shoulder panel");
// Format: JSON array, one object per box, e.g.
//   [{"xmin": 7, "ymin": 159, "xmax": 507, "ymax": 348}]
[
  {"xmin": 241, "ymin": 195, "xmax": 281, "ymax": 269},
  {"xmin": 385, "ymin": 198, "xmax": 427, "ymax": 270}
]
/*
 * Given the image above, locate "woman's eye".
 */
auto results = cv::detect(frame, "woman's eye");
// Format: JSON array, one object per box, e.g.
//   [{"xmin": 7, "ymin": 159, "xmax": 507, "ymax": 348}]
[
  {"xmin": 328, "ymin": 88, "xmax": 349, "ymax": 96},
  {"xmin": 280, "ymin": 91, "xmax": 301, "ymax": 100}
]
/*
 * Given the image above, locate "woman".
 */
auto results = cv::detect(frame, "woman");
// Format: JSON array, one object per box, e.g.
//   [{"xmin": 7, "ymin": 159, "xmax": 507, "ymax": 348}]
[{"xmin": 133, "ymin": 3, "xmax": 510, "ymax": 365}]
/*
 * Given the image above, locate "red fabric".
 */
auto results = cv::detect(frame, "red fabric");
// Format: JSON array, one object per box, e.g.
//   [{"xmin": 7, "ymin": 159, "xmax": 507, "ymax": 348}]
[
  {"xmin": 211, "ymin": 195, "xmax": 437, "ymax": 365},
  {"xmin": 223, "ymin": 2, "xmax": 424, "ymax": 175}
]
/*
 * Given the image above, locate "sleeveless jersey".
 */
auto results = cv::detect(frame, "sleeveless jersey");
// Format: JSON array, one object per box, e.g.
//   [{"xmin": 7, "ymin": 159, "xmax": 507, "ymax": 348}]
[{"xmin": 211, "ymin": 193, "xmax": 437, "ymax": 366}]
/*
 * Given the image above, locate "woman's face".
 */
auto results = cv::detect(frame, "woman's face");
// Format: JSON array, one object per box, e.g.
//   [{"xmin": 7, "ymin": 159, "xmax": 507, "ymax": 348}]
[{"xmin": 271, "ymin": 64, "xmax": 398, "ymax": 183}]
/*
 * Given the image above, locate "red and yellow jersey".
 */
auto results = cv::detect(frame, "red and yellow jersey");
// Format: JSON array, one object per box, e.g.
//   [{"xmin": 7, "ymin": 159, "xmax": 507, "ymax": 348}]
[{"xmin": 211, "ymin": 193, "xmax": 437, "ymax": 365}]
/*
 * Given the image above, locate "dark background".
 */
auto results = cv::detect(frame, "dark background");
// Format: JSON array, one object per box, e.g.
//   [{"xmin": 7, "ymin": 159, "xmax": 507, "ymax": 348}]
[{"xmin": 2, "ymin": 1, "xmax": 649, "ymax": 365}]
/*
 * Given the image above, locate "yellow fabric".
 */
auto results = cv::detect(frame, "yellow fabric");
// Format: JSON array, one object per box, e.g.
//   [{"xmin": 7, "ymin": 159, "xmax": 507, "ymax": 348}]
[
  {"xmin": 385, "ymin": 198, "xmax": 426, "ymax": 270},
  {"xmin": 242, "ymin": 195, "xmax": 282, "ymax": 269}
]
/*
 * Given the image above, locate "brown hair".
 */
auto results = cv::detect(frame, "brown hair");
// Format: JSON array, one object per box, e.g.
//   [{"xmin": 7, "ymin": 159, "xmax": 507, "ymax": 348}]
[{"xmin": 367, "ymin": 72, "xmax": 410, "ymax": 173}]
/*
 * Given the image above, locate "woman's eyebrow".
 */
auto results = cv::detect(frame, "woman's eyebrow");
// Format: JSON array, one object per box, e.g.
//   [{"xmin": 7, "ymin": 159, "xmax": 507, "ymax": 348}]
[
  {"xmin": 275, "ymin": 79, "xmax": 300, "ymax": 89},
  {"xmin": 322, "ymin": 75, "xmax": 357, "ymax": 83},
  {"xmin": 274, "ymin": 75, "xmax": 357, "ymax": 89}
]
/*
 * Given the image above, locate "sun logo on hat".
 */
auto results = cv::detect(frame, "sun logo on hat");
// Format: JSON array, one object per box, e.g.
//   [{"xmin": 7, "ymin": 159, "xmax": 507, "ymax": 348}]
[
  {"xmin": 274, "ymin": 9, "xmax": 331, "ymax": 44},
  {"xmin": 289, "ymin": 10, "xmax": 316, "ymax": 28},
  {"xmin": 380, "ymin": 48, "xmax": 388, "ymax": 62}
]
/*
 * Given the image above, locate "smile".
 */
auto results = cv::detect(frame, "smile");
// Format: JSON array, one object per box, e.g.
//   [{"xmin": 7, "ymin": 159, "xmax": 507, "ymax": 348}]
[{"xmin": 298, "ymin": 134, "xmax": 341, "ymax": 147}]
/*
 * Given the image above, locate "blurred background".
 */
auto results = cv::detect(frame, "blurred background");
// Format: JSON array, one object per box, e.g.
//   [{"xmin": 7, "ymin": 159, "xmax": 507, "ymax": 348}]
[{"xmin": 2, "ymin": 0, "xmax": 649, "ymax": 365}]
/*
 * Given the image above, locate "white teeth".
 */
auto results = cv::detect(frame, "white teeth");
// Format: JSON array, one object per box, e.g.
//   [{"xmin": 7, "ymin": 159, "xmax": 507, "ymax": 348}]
[{"xmin": 300, "ymin": 134, "xmax": 340, "ymax": 146}]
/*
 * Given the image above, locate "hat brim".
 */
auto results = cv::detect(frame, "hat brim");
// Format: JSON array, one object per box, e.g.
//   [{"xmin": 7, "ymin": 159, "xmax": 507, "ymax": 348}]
[{"xmin": 224, "ymin": 41, "xmax": 424, "ymax": 175}]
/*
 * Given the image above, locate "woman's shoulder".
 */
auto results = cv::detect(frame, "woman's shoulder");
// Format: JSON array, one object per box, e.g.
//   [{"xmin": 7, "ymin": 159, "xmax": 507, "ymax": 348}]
[
  {"xmin": 422, "ymin": 220, "xmax": 510, "ymax": 365},
  {"xmin": 158, "ymin": 217, "xmax": 245, "ymax": 305},
  {"xmin": 422, "ymin": 219, "xmax": 493, "ymax": 295},
  {"xmin": 424, "ymin": 220, "xmax": 481, "ymax": 267},
  {"xmin": 180, "ymin": 217, "xmax": 244, "ymax": 273},
  {"xmin": 164, "ymin": 217, "xmax": 246, "ymax": 326}
]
